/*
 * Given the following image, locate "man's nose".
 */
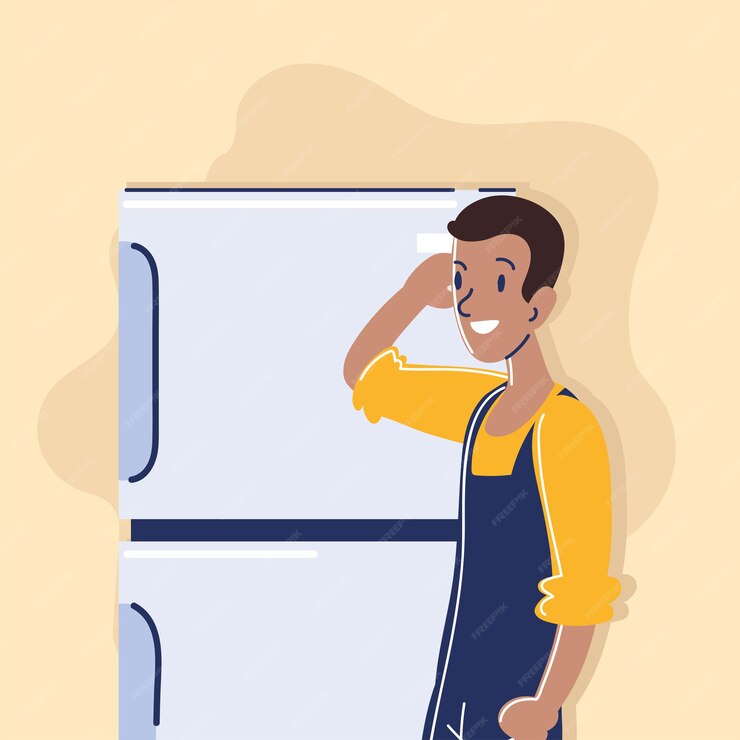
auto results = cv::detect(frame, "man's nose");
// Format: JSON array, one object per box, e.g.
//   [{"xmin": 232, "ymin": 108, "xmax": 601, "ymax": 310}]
[{"xmin": 456, "ymin": 287, "xmax": 473, "ymax": 318}]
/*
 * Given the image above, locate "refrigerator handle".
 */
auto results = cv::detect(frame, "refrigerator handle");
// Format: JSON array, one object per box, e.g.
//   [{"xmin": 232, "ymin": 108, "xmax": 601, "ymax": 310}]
[
  {"xmin": 129, "ymin": 602, "xmax": 163, "ymax": 726},
  {"xmin": 119, "ymin": 241, "xmax": 160, "ymax": 483}
]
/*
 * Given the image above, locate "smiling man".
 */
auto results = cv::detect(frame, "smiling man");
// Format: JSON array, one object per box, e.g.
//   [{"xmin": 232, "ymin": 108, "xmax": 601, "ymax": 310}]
[{"xmin": 344, "ymin": 195, "xmax": 621, "ymax": 740}]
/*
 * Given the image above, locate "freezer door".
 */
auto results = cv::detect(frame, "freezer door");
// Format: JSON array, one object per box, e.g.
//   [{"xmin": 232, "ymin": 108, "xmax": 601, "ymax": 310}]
[
  {"xmin": 119, "ymin": 541, "xmax": 456, "ymax": 740},
  {"xmin": 119, "ymin": 189, "xmax": 509, "ymax": 520}
]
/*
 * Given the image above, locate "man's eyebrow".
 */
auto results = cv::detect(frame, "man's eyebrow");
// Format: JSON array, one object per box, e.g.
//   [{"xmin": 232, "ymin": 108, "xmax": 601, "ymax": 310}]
[
  {"xmin": 495, "ymin": 257, "xmax": 516, "ymax": 270},
  {"xmin": 453, "ymin": 260, "xmax": 468, "ymax": 270}
]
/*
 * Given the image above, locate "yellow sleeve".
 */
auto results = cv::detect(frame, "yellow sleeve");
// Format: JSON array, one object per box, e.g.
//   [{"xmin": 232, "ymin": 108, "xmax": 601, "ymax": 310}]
[
  {"xmin": 352, "ymin": 346, "xmax": 506, "ymax": 443},
  {"xmin": 532, "ymin": 395, "xmax": 622, "ymax": 625}
]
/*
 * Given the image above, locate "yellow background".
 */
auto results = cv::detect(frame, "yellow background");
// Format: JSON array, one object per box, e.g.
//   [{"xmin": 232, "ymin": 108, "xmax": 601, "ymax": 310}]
[{"xmin": 2, "ymin": 2, "xmax": 738, "ymax": 738}]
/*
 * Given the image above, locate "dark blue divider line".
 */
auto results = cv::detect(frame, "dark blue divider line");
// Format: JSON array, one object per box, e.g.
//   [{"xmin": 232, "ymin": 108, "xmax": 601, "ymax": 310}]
[
  {"xmin": 129, "ymin": 603, "xmax": 162, "ymax": 727},
  {"xmin": 131, "ymin": 519, "xmax": 460, "ymax": 542},
  {"xmin": 478, "ymin": 187, "xmax": 517, "ymax": 192},
  {"xmin": 128, "ymin": 243, "xmax": 159, "ymax": 483}
]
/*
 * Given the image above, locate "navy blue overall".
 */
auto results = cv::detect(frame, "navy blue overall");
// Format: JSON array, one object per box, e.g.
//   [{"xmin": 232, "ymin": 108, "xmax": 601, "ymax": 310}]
[{"xmin": 423, "ymin": 383, "xmax": 569, "ymax": 739}]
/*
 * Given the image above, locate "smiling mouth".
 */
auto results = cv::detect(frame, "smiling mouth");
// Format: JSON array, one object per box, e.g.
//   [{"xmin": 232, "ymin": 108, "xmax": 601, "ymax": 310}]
[{"xmin": 469, "ymin": 319, "xmax": 500, "ymax": 335}]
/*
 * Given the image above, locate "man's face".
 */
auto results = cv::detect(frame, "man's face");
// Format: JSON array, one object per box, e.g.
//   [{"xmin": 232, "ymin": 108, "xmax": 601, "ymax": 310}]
[{"xmin": 452, "ymin": 234, "xmax": 550, "ymax": 362}]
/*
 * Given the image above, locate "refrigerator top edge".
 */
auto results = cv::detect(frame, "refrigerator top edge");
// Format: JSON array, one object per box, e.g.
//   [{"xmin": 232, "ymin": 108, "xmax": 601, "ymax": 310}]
[{"xmin": 122, "ymin": 186, "xmax": 518, "ymax": 193}]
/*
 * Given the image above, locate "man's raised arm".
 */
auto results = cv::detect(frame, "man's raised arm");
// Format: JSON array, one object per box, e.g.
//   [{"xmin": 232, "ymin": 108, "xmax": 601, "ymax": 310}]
[{"xmin": 343, "ymin": 253, "xmax": 453, "ymax": 388}]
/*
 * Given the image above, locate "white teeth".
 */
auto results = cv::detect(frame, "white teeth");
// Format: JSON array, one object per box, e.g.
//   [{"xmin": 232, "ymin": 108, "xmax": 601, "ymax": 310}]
[{"xmin": 469, "ymin": 319, "xmax": 500, "ymax": 335}]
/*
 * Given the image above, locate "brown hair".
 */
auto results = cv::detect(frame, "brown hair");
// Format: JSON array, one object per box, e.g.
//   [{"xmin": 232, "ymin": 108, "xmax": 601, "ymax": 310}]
[{"xmin": 447, "ymin": 195, "xmax": 565, "ymax": 301}]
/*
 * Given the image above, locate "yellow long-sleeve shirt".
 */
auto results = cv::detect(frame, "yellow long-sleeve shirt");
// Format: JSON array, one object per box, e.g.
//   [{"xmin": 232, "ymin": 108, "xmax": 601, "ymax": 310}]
[{"xmin": 352, "ymin": 346, "xmax": 621, "ymax": 626}]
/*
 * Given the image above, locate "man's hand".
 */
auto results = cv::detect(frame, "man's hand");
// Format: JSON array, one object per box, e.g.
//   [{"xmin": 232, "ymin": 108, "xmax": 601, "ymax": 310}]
[
  {"xmin": 498, "ymin": 696, "xmax": 558, "ymax": 740},
  {"xmin": 403, "ymin": 253, "xmax": 454, "ymax": 309}
]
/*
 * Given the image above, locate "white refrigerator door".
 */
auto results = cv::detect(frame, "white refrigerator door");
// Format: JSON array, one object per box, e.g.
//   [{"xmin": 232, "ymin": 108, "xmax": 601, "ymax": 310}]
[
  {"xmin": 119, "ymin": 541, "xmax": 456, "ymax": 740},
  {"xmin": 119, "ymin": 189, "xmax": 508, "ymax": 520}
]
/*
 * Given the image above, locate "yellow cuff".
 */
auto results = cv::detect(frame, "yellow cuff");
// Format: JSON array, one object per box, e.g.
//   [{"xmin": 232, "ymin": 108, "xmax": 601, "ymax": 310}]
[
  {"xmin": 536, "ymin": 574, "xmax": 622, "ymax": 626},
  {"xmin": 352, "ymin": 346, "xmax": 405, "ymax": 424}
]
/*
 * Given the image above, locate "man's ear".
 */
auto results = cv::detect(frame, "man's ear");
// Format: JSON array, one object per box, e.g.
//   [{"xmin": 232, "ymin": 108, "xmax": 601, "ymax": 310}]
[{"xmin": 528, "ymin": 286, "xmax": 557, "ymax": 328}]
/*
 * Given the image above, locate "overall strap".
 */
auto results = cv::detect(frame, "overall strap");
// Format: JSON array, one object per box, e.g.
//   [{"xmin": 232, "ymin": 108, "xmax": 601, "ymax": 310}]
[
  {"xmin": 461, "ymin": 381, "xmax": 507, "ymax": 472},
  {"xmin": 521, "ymin": 385, "xmax": 579, "ymax": 467}
]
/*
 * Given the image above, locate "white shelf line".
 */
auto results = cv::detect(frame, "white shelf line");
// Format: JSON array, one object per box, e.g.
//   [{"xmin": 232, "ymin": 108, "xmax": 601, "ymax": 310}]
[
  {"xmin": 123, "ymin": 549, "xmax": 318, "ymax": 559},
  {"xmin": 122, "ymin": 199, "xmax": 458, "ymax": 210}
]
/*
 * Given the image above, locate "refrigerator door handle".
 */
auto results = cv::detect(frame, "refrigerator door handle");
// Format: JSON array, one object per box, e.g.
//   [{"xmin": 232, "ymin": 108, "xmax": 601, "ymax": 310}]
[
  {"xmin": 119, "ymin": 241, "xmax": 159, "ymax": 483},
  {"xmin": 130, "ymin": 602, "xmax": 163, "ymax": 726},
  {"xmin": 119, "ymin": 601, "xmax": 162, "ymax": 738}
]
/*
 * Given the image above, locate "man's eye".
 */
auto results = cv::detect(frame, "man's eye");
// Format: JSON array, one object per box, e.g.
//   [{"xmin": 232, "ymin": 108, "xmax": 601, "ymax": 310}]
[
  {"xmin": 454, "ymin": 272, "xmax": 463, "ymax": 290},
  {"xmin": 497, "ymin": 274, "xmax": 505, "ymax": 292}
]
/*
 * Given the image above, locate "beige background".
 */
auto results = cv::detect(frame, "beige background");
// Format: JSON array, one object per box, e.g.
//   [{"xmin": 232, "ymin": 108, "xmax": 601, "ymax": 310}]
[{"xmin": 2, "ymin": 2, "xmax": 739, "ymax": 738}]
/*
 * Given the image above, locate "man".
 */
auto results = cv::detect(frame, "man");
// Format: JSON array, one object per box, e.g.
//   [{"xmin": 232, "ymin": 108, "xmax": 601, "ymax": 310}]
[{"xmin": 344, "ymin": 195, "xmax": 621, "ymax": 740}]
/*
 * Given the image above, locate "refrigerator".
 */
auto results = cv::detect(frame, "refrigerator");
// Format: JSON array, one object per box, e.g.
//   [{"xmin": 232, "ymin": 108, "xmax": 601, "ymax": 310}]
[{"xmin": 118, "ymin": 186, "xmax": 515, "ymax": 739}]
